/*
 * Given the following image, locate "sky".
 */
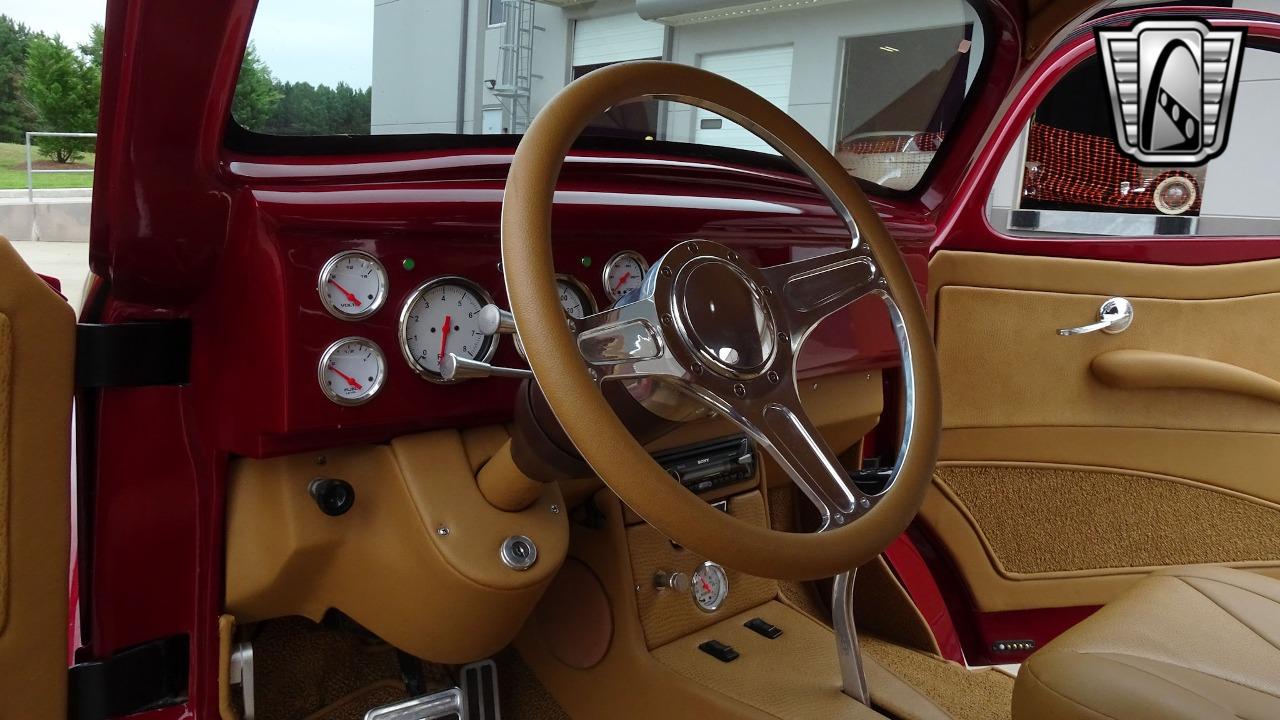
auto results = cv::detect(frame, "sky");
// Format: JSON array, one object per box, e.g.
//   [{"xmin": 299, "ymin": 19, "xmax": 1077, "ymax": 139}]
[{"xmin": 0, "ymin": 0, "xmax": 373, "ymax": 89}]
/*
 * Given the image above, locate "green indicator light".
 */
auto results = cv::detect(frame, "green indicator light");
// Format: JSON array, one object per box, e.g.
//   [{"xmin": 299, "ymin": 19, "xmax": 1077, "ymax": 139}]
[
  {"xmin": 580, "ymin": 256, "xmax": 592, "ymax": 268},
  {"xmin": 402, "ymin": 258, "xmax": 416, "ymax": 271}
]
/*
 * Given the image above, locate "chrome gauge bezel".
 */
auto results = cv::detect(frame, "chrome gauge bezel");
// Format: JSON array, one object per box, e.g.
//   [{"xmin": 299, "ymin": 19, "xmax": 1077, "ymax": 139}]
[
  {"xmin": 397, "ymin": 275, "xmax": 499, "ymax": 384},
  {"xmin": 691, "ymin": 560, "xmax": 730, "ymax": 613},
  {"xmin": 556, "ymin": 273, "xmax": 599, "ymax": 318},
  {"xmin": 317, "ymin": 250, "xmax": 389, "ymax": 320},
  {"xmin": 317, "ymin": 336, "xmax": 387, "ymax": 406},
  {"xmin": 601, "ymin": 250, "xmax": 649, "ymax": 302}
]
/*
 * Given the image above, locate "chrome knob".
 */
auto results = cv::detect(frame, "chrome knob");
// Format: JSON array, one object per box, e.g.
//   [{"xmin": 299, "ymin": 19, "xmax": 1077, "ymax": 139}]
[
  {"xmin": 653, "ymin": 570, "xmax": 690, "ymax": 593},
  {"xmin": 478, "ymin": 304, "xmax": 517, "ymax": 336},
  {"xmin": 1058, "ymin": 297, "xmax": 1134, "ymax": 336}
]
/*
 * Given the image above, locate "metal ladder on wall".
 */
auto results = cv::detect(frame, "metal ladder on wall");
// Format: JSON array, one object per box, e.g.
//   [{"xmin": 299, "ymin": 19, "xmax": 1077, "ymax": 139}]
[{"xmin": 494, "ymin": 0, "xmax": 540, "ymax": 133}]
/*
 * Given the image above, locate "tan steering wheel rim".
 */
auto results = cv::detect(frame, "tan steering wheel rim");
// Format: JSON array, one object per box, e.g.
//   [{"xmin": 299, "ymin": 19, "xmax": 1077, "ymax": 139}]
[{"xmin": 502, "ymin": 61, "xmax": 940, "ymax": 581}]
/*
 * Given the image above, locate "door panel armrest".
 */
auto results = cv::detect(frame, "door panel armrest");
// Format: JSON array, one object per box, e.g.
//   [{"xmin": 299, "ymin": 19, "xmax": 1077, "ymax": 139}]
[{"xmin": 1091, "ymin": 349, "xmax": 1280, "ymax": 404}]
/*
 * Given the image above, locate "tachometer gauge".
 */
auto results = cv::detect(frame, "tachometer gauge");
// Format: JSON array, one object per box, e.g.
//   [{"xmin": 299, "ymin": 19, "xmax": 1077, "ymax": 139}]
[
  {"xmin": 691, "ymin": 561, "xmax": 729, "ymax": 612},
  {"xmin": 318, "ymin": 337, "xmax": 386, "ymax": 405},
  {"xmin": 555, "ymin": 274, "xmax": 597, "ymax": 319},
  {"xmin": 318, "ymin": 251, "xmax": 388, "ymax": 320},
  {"xmin": 602, "ymin": 251, "xmax": 648, "ymax": 301},
  {"xmin": 399, "ymin": 276, "xmax": 498, "ymax": 382}
]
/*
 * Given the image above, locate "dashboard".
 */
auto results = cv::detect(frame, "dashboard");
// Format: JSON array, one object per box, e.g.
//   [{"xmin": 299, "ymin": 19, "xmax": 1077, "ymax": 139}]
[{"xmin": 209, "ymin": 155, "xmax": 921, "ymax": 458}]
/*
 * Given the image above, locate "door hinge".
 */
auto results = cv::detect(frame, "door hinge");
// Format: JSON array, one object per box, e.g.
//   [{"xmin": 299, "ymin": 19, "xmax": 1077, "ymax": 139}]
[
  {"xmin": 75, "ymin": 321, "xmax": 191, "ymax": 388},
  {"xmin": 68, "ymin": 635, "xmax": 189, "ymax": 720}
]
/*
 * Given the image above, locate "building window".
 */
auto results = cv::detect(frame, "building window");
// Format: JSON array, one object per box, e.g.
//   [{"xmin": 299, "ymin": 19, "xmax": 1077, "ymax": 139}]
[
  {"xmin": 834, "ymin": 21, "xmax": 979, "ymax": 191},
  {"xmin": 488, "ymin": 0, "xmax": 505, "ymax": 26}
]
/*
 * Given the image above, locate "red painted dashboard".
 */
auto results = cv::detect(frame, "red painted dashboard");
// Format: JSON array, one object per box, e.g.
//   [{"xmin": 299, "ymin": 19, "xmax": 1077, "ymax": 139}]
[{"xmin": 182, "ymin": 152, "xmax": 930, "ymax": 458}]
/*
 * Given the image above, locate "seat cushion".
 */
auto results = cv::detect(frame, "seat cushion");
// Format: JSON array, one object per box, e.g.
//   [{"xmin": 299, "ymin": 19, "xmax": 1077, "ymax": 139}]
[{"xmin": 1012, "ymin": 565, "xmax": 1280, "ymax": 720}]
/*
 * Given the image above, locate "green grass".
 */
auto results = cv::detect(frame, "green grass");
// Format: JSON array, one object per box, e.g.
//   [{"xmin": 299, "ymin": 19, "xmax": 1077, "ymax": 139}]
[{"xmin": 0, "ymin": 141, "xmax": 96, "ymax": 190}]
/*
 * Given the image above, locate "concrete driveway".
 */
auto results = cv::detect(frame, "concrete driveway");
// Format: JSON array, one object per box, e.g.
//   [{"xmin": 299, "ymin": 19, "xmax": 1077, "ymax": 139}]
[{"xmin": 11, "ymin": 241, "xmax": 92, "ymax": 317}]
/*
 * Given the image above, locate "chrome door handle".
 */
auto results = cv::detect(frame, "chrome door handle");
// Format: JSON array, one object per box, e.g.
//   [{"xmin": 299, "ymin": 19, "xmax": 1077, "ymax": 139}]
[{"xmin": 1058, "ymin": 297, "xmax": 1133, "ymax": 336}]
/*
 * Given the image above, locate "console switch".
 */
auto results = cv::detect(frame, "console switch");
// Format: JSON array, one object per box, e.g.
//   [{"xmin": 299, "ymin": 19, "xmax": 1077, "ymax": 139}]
[
  {"xmin": 698, "ymin": 640, "xmax": 739, "ymax": 663},
  {"xmin": 744, "ymin": 617, "xmax": 782, "ymax": 639}
]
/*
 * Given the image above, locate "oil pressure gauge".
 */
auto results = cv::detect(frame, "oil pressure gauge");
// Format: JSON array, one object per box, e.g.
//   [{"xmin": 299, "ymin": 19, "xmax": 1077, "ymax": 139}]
[
  {"xmin": 318, "ymin": 251, "xmax": 388, "ymax": 320},
  {"xmin": 318, "ymin": 337, "xmax": 386, "ymax": 406},
  {"xmin": 602, "ymin": 251, "xmax": 648, "ymax": 301},
  {"xmin": 691, "ymin": 561, "xmax": 729, "ymax": 612}
]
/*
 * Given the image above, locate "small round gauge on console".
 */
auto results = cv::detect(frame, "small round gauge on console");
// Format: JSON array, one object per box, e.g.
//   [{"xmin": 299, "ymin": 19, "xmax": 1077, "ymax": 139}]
[
  {"xmin": 318, "ymin": 337, "xmax": 386, "ymax": 406},
  {"xmin": 555, "ymin": 274, "xmax": 597, "ymax": 319},
  {"xmin": 602, "ymin": 250, "xmax": 648, "ymax": 301},
  {"xmin": 318, "ymin": 251, "xmax": 388, "ymax": 320},
  {"xmin": 399, "ymin": 276, "xmax": 498, "ymax": 382},
  {"xmin": 691, "ymin": 560, "xmax": 729, "ymax": 612}
]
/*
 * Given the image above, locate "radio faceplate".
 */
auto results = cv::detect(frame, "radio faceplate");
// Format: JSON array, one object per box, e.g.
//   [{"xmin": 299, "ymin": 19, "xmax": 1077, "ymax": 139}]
[{"xmin": 653, "ymin": 436, "xmax": 756, "ymax": 495}]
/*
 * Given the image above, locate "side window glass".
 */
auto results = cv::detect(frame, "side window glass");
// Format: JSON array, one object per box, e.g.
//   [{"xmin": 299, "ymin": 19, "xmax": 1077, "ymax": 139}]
[{"xmin": 988, "ymin": 45, "xmax": 1280, "ymax": 237}]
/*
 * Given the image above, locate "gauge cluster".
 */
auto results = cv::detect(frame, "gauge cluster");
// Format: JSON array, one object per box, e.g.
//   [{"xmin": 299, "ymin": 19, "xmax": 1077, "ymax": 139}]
[{"xmin": 308, "ymin": 246, "xmax": 651, "ymax": 408}]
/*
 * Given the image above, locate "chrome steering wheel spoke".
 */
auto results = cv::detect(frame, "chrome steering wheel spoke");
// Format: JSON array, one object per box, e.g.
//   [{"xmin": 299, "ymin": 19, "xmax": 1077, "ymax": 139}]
[{"xmin": 760, "ymin": 246, "xmax": 881, "ymax": 351}]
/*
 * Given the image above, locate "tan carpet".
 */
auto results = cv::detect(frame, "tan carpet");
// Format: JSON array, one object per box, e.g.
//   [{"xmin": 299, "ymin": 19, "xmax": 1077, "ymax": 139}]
[{"xmin": 862, "ymin": 636, "xmax": 1014, "ymax": 720}]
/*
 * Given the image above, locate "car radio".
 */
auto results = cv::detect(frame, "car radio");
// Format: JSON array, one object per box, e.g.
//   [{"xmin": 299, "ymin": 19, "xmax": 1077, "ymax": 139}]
[{"xmin": 653, "ymin": 436, "xmax": 756, "ymax": 495}]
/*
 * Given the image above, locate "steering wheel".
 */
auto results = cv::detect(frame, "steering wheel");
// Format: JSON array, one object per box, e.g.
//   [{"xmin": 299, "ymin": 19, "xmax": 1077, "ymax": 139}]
[{"xmin": 502, "ymin": 61, "xmax": 940, "ymax": 581}]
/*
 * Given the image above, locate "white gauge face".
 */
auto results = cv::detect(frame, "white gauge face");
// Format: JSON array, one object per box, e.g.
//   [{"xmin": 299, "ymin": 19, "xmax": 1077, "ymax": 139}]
[
  {"xmin": 602, "ymin": 251, "xmax": 648, "ymax": 301},
  {"xmin": 319, "ymin": 251, "xmax": 388, "ymax": 319},
  {"xmin": 691, "ymin": 561, "xmax": 729, "ymax": 612},
  {"xmin": 555, "ymin": 276, "xmax": 596, "ymax": 319},
  {"xmin": 399, "ymin": 277, "xmax": 497, "ymax": 381},
  {"xmin": 318, "ymin": 337, "xmax": 386, "ymax": 406}
]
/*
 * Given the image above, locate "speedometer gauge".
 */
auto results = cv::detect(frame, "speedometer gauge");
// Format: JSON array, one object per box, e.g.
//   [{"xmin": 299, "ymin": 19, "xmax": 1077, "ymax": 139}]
[
  {"xmin": 602, "ymin": 251, "xmax": 648, "ymax": 301},
  {"xmin": 318, "ymin": 337, "xmax": 386, "ymax": 405},
  {"xmin": 555, "ymin": 275, "xmax": 597, "ymax": 319},
  {"xmin": 691, "ymin": 561, "xmax": 729, "ymax": 612},
  {"xmin": 399, "ymin": 277, "xmax": 498, "ymax": 382},
  {"xmin": 318, "ymin": 251, "xmax": 388, "ymax": 320}
]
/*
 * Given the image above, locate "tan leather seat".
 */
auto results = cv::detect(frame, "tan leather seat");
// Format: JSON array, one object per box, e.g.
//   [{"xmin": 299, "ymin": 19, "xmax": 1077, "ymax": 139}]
[{"xmin": 1013, "ymin": 565, "xmax": 1280, "ymax": 719}]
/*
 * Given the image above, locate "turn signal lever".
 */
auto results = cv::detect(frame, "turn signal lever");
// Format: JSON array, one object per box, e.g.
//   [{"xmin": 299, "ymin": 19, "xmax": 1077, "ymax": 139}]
[
  {"xmin": 441, "ymin": 353, "xmax": 533, "ymax": 381},
  {"xmin": 478, "ymin": 304, "xmax": 517, "ymax": 336}
]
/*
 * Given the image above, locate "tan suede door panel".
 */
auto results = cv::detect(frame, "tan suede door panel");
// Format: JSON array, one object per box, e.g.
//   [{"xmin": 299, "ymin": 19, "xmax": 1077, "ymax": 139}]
[
  {"xmin": 935, "ymin": 286, "xmax": 1280, "ymax": 432},
  {"xmin": 925, "ymin": 251, "xmax": 1280, "ymax": 612},
  {"xmin": 0, "ymin": 239, "xmax": 75, "ymax": 719}
]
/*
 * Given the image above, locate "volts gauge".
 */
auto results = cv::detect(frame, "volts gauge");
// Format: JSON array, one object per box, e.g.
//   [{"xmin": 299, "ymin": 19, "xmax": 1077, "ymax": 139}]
[
  {"xmin": 691, "ymin": 561, "xmax": 729, "ymax": 612},
  {"xmin": 555, "ymin": 274, "xmax": 597, "ymax": 319},
  {"xmin": 602, "ymin": 251, "xmax": 648, "ymax": 301},
  {"xmin": 318, "ymin": 337, "xmax": 386, "ymax": 405},
  {"xmin": 399, "ymin": 277, "xmax": 498, "ymax": 382},
  {"xmin": 318, "ymin": 251, "xmax": 388, "ymax": 320}
]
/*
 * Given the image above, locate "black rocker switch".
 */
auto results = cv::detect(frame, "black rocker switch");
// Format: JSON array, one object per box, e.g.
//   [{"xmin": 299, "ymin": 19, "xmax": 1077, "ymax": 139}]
[
  {"xmin": 698, "ymin": 639, "xmax": 739, "ymax": 663},
  {"xmin": 744, "ymin": 617, "xmax": 783, "ymax": 639}
]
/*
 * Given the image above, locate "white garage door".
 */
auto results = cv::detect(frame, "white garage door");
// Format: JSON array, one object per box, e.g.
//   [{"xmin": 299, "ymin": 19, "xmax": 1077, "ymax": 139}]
[
  {"xmin": 573, "ymin": 14, "xmax": 666, "ymax": 67},
  {"xmin": 695, "ymin": 45, "xmax": 793, "ymax": 154}
]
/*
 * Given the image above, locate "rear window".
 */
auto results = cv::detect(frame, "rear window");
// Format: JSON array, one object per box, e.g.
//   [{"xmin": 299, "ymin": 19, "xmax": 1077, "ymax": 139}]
[{"xmin": 232, "ymin": 0, "xmax": 989, "ymax": 192}]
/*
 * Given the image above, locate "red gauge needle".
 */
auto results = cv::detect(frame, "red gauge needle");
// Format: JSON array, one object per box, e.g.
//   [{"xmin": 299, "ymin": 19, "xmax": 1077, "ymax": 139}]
[
  {"xmin": 327, "ymin": 278, "xmax": 362, "ymax": 306},
  {"xmin": 327, "ymin": 365, "xmax": 363, "ymax": 390},
  {"xmin": 438, "ymin": 314, "xmax": 453, "ymax": 363},
  {"xmin": 700, "ymin": 576, "xmax": 713, "ymax": 593},
  {"xmin": 613, "ymin": 272, "xmax": 632, "ymax": 292}
]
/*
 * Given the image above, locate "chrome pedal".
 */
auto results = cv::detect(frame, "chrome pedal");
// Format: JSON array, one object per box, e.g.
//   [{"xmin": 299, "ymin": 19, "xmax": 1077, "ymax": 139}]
[
  {"xmin": 461, "ymin": 659, "xmax": 501, "ymax": 720},
  {"xmin": 363, "ymin": 658, "xmax": 500, "ymax": 720}
]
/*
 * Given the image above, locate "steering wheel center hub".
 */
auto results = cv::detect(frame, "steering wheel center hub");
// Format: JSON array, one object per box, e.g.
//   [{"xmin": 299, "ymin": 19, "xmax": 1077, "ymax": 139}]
[{"xmin": 673, "ymin": 257, "xmax": 777, "ymax": 378}]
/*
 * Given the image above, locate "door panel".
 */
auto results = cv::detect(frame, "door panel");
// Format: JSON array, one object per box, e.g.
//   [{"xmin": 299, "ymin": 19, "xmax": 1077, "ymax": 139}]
[
  {"xmin": 0, "ymin": 238, "xmax": 75, "ymax": 718},
  {"xmin": 925, "ymin": 250, "xmax": 1280, "ymax": 612}
]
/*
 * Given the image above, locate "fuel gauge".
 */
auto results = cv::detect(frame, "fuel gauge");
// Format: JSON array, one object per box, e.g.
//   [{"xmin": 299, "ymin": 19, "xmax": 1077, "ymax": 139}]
[
  {"xmin": 318, "ymin": 337, "xmax": 386, "ymax": 406},
  {"xmin": 602, "ymin": 251, "xmax": 648, "ymax": 301}
]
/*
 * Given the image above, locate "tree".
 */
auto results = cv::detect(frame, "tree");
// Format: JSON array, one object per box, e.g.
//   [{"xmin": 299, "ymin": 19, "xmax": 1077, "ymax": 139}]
[
  {"xmin": 0, "ymin": 16, "xmax": 38, "ymax": 144},
  {"xmin": 231, "ymin": 43, "xmax": 281, "ymax": 130},
  {"xmin": 24, "ymin": 34, "xmax": 98, "ymax": 163},
  {"xmin": 78, "ymin": 23, "xmax": 103, "ymax": 70}
]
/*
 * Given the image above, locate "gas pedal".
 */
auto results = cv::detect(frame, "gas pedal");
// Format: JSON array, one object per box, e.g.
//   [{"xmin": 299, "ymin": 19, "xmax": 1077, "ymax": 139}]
[{"xmin": 363, "ymin": 659, "xmax": 501, "ymax": 720}]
